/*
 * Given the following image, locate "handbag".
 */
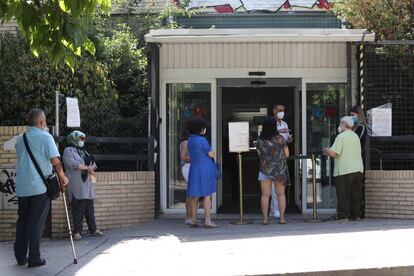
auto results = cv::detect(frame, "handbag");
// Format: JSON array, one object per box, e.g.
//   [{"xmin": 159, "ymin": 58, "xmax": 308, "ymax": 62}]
[
  {"xmin": 212, "ymin": 159, "xmax": 222, "ymax": 180},
  {"xmin": 23, "ymin": 133, "xmax": 61, "ymax": 200}
]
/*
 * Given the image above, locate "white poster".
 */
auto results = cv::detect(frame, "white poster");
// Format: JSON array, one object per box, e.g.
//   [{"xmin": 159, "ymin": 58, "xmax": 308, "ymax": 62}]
[
  {"xmin": 0, "ymin": 169, "xmax": 18, "ymax": 209},
  {"xmin": 229, "ymin": 122, "xmax": 250, "ymax": 153},
  {"xmin": 66, "ymin": 97, "xmax": 81, "ymax": 127},
  {"xmin": 371, "ymin": 107, "xmax": 392, "ymax": 137},
  {"xmin": 3, "ymin": 136, "xmax": 17, "ymax": 151}
]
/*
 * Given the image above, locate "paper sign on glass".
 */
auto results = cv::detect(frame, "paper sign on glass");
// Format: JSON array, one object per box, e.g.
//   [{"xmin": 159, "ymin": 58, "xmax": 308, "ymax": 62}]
[
  {"xmin": 229, "ymin": 122, "xmax": 250, "ymax": 153},
  {"xmin": 66, "ymin": 97, "xmax": 81, "ymax": 128}
]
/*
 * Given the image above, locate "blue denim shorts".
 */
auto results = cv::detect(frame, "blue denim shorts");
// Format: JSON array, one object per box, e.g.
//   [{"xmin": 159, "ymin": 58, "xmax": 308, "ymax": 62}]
[{"xmin": 258, "ymin": 171, "xmax": 272, "ymax": 181}]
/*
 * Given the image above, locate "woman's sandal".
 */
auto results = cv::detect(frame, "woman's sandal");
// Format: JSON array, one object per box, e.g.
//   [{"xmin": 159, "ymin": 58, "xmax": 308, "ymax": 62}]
[{"xmin": 279, "ymin": 220, "xmax": 286, "ymax": 225}]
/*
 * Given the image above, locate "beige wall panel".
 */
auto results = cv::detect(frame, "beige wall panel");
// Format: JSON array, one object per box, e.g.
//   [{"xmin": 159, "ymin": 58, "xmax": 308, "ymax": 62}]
[
  {"xmin": 314, "ymin": 43, "xmax": 323, "ymax": 68},
  {"xmin": 242, "ymin": 43, "xmax": 248, "ymax": 68},
  {"xmin": 291, "ymin": 43, "xmax": 297, "ymax": 68},
  {"xmin": 278, "ymin": 43, "xmax": 285, "ymax": 68},
  {"xmin": 259, "ymin": 43, "xmax": 267, "ymax": 68},
  {"xmin": 265, "ymin": 43, "xmax": 272, "ymax": 68},
  {"xmin": 229, "ymin": 43, "xmax": 236, "ymax": 68},
  {"xmin": 179, "ymin": 44, "xmax": 187, "ymax": 68},
  {"xmin": 186, "ymin": 44, "xmax": 193, "ymax": 68},
  {"xmin": 271, "ymin": 43, "xmax": 278, "ymax": 67},
  {"xmin": 167, "ymin": 44, "xmax": 174, "ymax": 69},
  {"xmin": 205, "ymin": 43, "xmax": 211, "ymax": 68},
  {"xmin": 211, "ymin": 43, "xmax": 218, "ymax": 68},
  {"xmin": 174, "ymin": 44, "xmax": 180, "ymax": 69},
  {"xmin": 285, "ymin": 43, "xmax": 292, "ymax": 68},
  {"xmin": 320, "ymin": 43, "xmax": 328, "ymax": 68},
  {"xmin": 308, "ymin": 43, "xmax": 316, "ymax": 68},
  {"xmin": 339, "ymin": 43, "xmax": 347, "ymax": 68},
  {"xmin": 160, "ymin": 45, "xmax": 168, "ymax": 69},
  {"xmin": 327, "ymin": 43, "xmax": 335, "ymax": 68},
  {"xmin": 252, "ymin": 43, "xmax": 259, "ymax": 68},
  {"xmin": 296, "ymin": 43, "xmax": 304, "ymax": 68},
  {"xmin": 217, "ymin": 43, "xmax": 224, "ymax": 68},
  {"xmin": 235, "ymin": 43, "xmax": 242, "ymax": 68},
  {"xmin": 162, "ymin": 42, "xmax": 347, "ymax": 69},
  {"xmin": 247, "ymin": 43, "xmax": 254, "ymax": 68},
  {"xmin": 197, "ymin": 43, "xmax": 206, "ymax": 68},
  {"xmin": 192, "ymin": 43, "xmax": 199, "ymax": 68},
  {"xmin": 223, "ymin": 43, "xmax": 230, "ymax": 68}
]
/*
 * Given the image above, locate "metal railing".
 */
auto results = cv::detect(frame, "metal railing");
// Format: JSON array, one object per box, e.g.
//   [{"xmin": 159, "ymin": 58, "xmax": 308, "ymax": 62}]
[
  {"xmin": 366, "ymin": 135, "xmax": 414, "ymax": 170},
  {"xmin": 54, "ymin": 135, "xmax": 155, "ymax": 171}
]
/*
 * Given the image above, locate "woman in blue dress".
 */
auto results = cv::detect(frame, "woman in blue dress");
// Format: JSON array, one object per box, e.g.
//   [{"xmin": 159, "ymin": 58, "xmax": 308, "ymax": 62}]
[{"xmin": 187, "ymin": 118, "xmax": 218, "ymax": 228}]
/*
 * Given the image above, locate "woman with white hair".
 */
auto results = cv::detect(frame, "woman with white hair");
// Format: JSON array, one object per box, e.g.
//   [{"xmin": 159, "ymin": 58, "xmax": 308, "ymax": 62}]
[{"xmin": 322, "ymin": 116, "xmax": 364, "ymax": 221}]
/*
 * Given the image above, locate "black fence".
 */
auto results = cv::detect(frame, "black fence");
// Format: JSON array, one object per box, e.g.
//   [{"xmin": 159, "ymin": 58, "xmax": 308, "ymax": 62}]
[
  {"xmin": 55, "ymin": 136, "xmax": 155, "ymax": 171},
  {"xmin": 362, "ymin": 42, "xmax": 414, "ymax": 170}
]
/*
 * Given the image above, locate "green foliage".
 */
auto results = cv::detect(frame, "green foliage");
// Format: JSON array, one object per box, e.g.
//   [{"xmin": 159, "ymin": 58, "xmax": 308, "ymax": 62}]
[
  {"xmin": 96, "ymin": 23, "xmax": 148, "ymax": 119},
  {"xmin": 0, "ymin": 32, "xmax": 146, "ymax": 137},
  {"xmin": 0, "ymin": 0, "xmax": 111, "ymax": 70},
  {"xmin": 333, "ymin": 0, "xmax": 414, "ymax": 40}
]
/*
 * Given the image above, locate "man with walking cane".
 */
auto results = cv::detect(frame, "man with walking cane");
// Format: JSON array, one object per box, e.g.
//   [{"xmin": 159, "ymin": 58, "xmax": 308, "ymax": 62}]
[{"xmin": 14, "ymin": 109, "xmax": 69, "ymax": 268}]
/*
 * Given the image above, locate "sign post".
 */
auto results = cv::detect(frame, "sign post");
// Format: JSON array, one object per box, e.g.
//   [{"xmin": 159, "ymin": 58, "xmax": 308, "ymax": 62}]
[{"xmin": 228, "ymin": 122, "xmax": 252, "ymax": 225}]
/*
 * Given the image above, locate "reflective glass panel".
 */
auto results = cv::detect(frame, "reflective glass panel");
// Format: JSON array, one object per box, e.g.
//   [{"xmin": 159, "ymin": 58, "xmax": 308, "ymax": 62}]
[
  {"xmin": 306, "ymin": 83, "xmax": 346, "ymax": 209},
  {"xmin": 166, "ymin": 83, "xmax": 211, "ymax": 209}
]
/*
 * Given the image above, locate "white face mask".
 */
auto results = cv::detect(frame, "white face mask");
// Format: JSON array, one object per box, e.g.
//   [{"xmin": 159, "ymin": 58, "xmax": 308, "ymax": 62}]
[
  {"xmin": 43, "ymin": 127, "xmax": 49, "ymax": 133},
  {"xmin": 78, "ymin": 141, "xmax": 85, "ymax": 148},
  {"xmin": 277, "ymin": 112, "xmax": 285, "ymax": 120},
  {"xmin": 337, "ymin": 126, "xmax": 343, "ymax": 133},
  {"xmin": 201, "ymin": 128, "xmax": 206, "ymax": 135}
]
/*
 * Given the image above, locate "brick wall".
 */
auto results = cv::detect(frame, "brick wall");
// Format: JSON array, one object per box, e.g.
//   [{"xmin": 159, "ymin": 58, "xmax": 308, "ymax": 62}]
[
  {"xmin": 52, "ymin": 171, "xmax": 155, "ymax": 239},
  {"xmin": 365, "ymin": 170, "xmax": 414, "ymax": 219},
  {"xmin": 0, "ymin": 126, "xmax": 26, "ymax": 168},
  {"xmin": 0, "ymin": 21, "xmax": 18, "ymax": 33},
  {"xmin": 0, "ymin": 127, "xmax": 25, "ymax": 241},
  {"xmin": 1, "ymin": 126, "xmax": 155, "ymax": 241}
]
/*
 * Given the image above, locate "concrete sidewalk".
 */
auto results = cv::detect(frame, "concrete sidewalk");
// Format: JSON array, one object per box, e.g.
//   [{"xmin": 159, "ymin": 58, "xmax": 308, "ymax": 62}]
[{"xmin": 1, "ymin": 217, "xmax": 414, "ymax": 276}]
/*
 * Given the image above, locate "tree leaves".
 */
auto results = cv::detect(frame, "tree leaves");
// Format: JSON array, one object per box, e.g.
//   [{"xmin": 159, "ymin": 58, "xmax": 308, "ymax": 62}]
[
  {"xmin": 0, "ymin": 0, "xmax": 112, "ymax": 71},
  {"xmin": 333, "ymin": 0, "xmax": 414, "ymax": 40}
]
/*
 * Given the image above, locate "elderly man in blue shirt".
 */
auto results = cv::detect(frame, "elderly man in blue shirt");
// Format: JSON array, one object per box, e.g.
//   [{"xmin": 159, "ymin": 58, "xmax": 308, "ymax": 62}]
[{"xmin": 14, "ymin": 109, "xmax": 68, "ymax": 268}]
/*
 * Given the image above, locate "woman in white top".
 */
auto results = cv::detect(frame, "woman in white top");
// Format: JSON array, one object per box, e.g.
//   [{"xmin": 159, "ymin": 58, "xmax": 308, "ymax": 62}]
[{"xmin": 179, "ymin": 131, "xmax": 192, "ymax": 225}]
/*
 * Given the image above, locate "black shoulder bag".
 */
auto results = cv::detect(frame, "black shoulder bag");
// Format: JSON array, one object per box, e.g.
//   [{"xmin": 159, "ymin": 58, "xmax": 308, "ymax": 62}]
[{"xmin": 23, "ymin": 133, "xmax": 61, "ymax": 200}]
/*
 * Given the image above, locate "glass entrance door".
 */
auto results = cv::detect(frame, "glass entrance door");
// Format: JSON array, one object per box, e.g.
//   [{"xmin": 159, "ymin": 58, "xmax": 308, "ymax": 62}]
[
  {"xmin": 218, "ymin": 85, "xmax": 301, "ymax": 213},
  {"xmin": 305, "ymin": 83, "xmax": 347, "ymax": 210}
]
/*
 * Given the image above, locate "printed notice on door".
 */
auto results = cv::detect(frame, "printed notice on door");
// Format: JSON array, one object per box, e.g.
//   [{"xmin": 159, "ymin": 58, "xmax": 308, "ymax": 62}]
[
  {"xmin": 229, "ymin": 122, "xmax": 250, "ymax": 153},
  {"xmin": 66, "ymin": 97, "xmax": 81, "ymax": 128},
  {"xmin": 371, "ymin": 107, "xmax": 392, "ymax": 136}
]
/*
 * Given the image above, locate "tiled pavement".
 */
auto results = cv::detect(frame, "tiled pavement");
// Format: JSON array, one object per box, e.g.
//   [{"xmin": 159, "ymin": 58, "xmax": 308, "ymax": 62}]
[{"xmin": 1, "ymin": 217, "xmax": 414, "ymax": 276}]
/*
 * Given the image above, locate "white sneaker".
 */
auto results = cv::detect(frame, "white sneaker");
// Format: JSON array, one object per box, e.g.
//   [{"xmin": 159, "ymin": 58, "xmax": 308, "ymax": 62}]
[
  {"xmin": 204, "ymin": 221, "xmax": 219, "ymax": 228},
  {"xmin": 184, "ymin": 218, "xmax": 193, "ymax": 225},
  {"xmin": 273, "ymin": 210, "xmax": 280, "ymax": 218}
]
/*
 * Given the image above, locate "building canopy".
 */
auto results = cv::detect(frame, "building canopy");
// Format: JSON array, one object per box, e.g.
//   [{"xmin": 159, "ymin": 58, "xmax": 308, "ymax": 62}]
[{"xmin": 145, "ymin": 28, "xmax": 375, "ymax": 43}]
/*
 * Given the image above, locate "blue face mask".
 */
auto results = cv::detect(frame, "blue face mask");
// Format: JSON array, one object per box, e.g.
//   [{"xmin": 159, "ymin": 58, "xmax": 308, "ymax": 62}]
[{"xmin": 352, "ymin": 116, "xmax": 358, "ymax": 125}]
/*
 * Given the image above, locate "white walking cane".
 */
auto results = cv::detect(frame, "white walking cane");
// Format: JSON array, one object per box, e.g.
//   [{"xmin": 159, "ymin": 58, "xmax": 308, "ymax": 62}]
[{"xmin": 59, "ymin": 178, "xmax": 78, "ymax": 264}]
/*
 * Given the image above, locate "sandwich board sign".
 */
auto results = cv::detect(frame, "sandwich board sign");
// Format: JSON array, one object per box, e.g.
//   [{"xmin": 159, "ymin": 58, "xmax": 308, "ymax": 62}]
[{"xmin": 228, "ymin": 122, "xmax": 250, "ymax": 153}]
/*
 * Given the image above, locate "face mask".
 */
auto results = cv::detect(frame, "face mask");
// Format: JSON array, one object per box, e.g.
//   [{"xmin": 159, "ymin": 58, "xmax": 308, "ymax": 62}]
[
  {"xmin": 78, "ymin": 141, "xmax": 85, "ymax": 148},
  {"xmin": 43, "ymin": 127, "xmax": 49, "ymax": 133},
  {"xmin": 201, "ymin": 128, "xmax": 206, "ymax": 135},
  {"xmin": 337, "ymin": 126, "xmax": 343, "ymax": 133},
  {"xmin": 277, "ymin": 112, "xmax": 285, "ymax": 120},
  {"xmin": 352, "ymin": 116, "xmax": 358, "ymax": 124}
]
